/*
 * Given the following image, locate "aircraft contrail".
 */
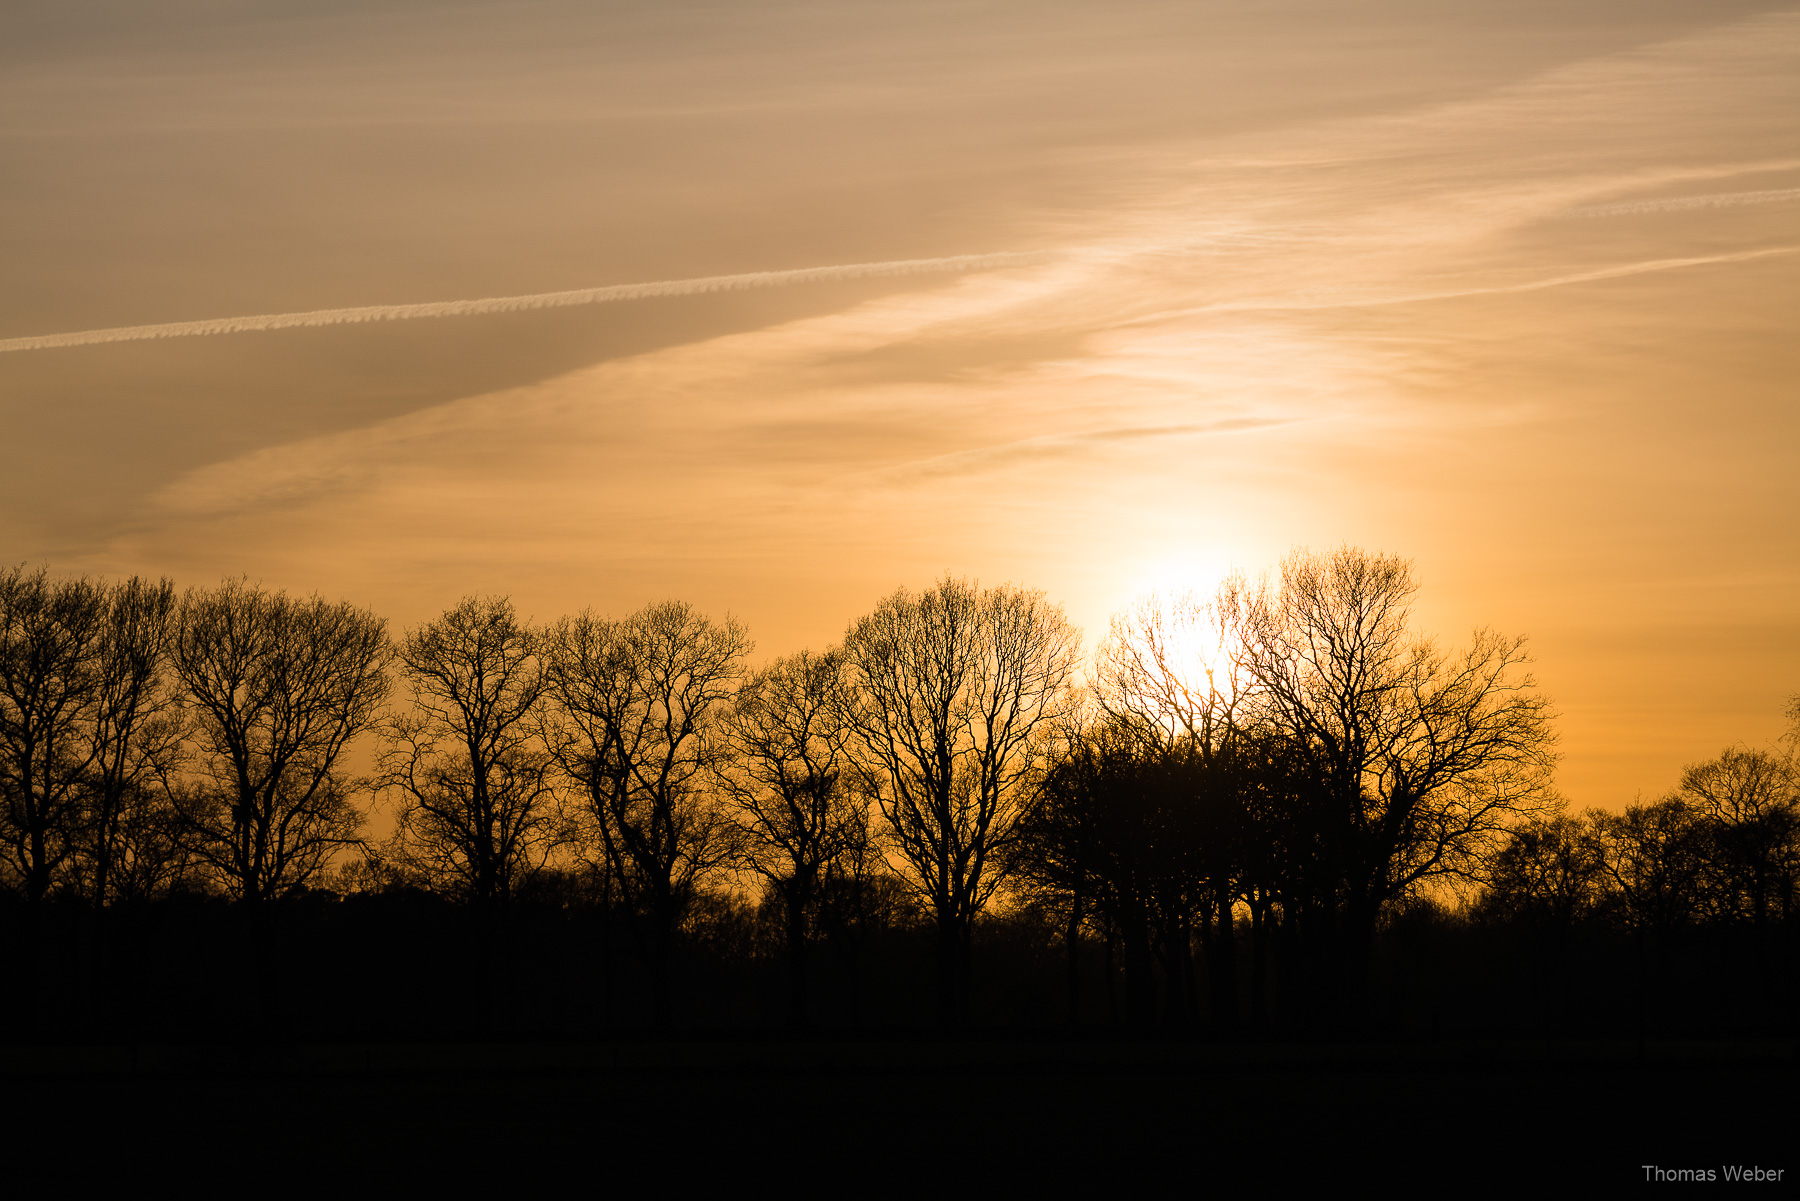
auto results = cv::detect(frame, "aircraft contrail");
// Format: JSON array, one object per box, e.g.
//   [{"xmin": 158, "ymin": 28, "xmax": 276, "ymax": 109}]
[
  {"xmin": 1566, "ymin": 186, "xmax": 1800, "ymax": 218},
  {"xmin": 0, "ymin": 251, "xmax": 1055, "ymax": 354}
]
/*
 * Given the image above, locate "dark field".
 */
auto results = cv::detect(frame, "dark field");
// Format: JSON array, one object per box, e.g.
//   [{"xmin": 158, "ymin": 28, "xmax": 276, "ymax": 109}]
[{"xmin": 5, "ymin": 1038, "xmax": 1791, "ymax": 1186}]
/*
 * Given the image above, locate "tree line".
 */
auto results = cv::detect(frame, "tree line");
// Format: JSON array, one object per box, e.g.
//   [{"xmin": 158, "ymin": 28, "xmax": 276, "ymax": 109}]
[{"xmin": 2, "ymin": 550, "xmax": 1793, "ymax": 1034}]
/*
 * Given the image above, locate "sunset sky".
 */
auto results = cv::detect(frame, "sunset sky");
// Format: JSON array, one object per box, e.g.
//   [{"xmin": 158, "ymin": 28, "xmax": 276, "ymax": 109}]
[{"xmin": 2, "ymin": 0, "xmax": 1795, "ymax": 811}]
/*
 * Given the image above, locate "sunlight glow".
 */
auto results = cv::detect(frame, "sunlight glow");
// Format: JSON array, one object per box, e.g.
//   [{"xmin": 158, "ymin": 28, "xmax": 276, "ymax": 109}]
[{"xmin": 1124, "ymin": 551, "xmax": 1237, "ymax": 608}]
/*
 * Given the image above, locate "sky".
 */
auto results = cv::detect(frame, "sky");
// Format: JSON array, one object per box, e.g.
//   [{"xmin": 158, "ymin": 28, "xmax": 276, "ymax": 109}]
[{"xmin": 2, "ymin": 0, "xmax": 1796, "ymax": 810}]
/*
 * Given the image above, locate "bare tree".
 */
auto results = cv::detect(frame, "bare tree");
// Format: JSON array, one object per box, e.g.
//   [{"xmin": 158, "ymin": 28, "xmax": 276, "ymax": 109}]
[
  {"xmin": 1478, "ymin": 808, "xmax": 1605, "ymax": 928},
  {"xmin": 544, "ymin": 600, "xmax": 750, "ymax": 1024},
  {"xmin": 1472, "ymin": 807, "xmax": 1605, "ymax": 1038},
  {"xmin": 1592, "ymin": 797, "xmax": 1707, "ymax": 1050},
  {"xmin": 381, "ymin": 596, "xmax": 560, "ymax": 905},
  {"xmin": 1673, "ymin": 746, "xmax": 1799, "ymax": 932},
  {"xmin": 715, "ymin": 647, "xmax": 865, "ymax": 1023},
  {"xmin": 169, "ymin": 579, "xmax": 390, "ymax": 906},
  {"xmin": 1093, "ymin": 587, "xmax": 1259, "ymax": 1025},
  {"xmin": 1233, "ymin": 547, "xmax": 1556, "ymax": 1005},
  {"xmin": 0, "ymin": 567, "xmax": 108, "ymax": 902},
  {"xmin": 1096, "ymin": 589, "xmax": 1248, "ymax": 760},
  {"xmin": 842, "ymin": 575, "xmax": 1080, "ymax": 1024},
  {"xmin": 1009, "ymin": 719, "xmax": 1174, "ymax": 1027},
  {"xmin": 83, "ymin": 576, "xmax": 185, "ymax": 906}
]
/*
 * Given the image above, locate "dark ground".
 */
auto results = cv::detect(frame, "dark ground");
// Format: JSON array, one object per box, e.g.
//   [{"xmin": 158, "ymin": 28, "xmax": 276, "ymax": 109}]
[{"xmin": 4, "ymin": 1037, "xmax": 1791, "ymax": 1188}]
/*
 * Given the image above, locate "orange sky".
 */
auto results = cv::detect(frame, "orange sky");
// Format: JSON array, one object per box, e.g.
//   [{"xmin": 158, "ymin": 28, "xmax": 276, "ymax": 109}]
[{"xmin": 2, "ymin": 0, "xmax": 1795, "ymax": 810}]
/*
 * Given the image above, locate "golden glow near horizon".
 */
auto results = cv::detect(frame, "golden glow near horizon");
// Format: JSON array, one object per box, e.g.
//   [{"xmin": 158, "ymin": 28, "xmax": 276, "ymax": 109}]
[{"xmin": 1, "ymin": 1, "xmax": 1795, "ymax": 811}]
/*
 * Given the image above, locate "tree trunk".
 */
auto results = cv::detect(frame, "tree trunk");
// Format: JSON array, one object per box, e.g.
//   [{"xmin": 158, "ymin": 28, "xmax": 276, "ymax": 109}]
[
  {"xmin": 27, "ymin": 821, "xmax": 51, "ymax": 905},
  {"xmin": 935, "ymin": 908, "xmax": 970, "ymax": 1028},
  {"xmin": 476, "ymin": 902, "xmax": 499, "ymax": 1034},
  {"xmin": 1065, "ymin": 892, "xmax": 1083, "ymax": 1028},
  {"xmin": 238, "ymin": 900, "xmax": 272, "ymax": 1047},
  {"xmin": 1165, "ymin": 904, "xmax": 1194, "ymax": 1025},
  {"xmin": 1122, "ymin": 894, "xmax": 1155, "ymax": 1029},
  {"xmin": 785, "ymin": 886, "xmax": 810, "ymax": 1027},
  {"xmin": 650, "ymin": 899, "xmax": 679, "ymax": 1028},
  {"xmin": 648, "ymin": 943, "xmax": 675, "ymax": 1029},
  {"xmin": 1103, "ymin": 921, "xmax": 1120, "ymax": 1025},
  {"xmin": 1209, "ymin": 885, "xmax": 1240, "ymax": 1031},
  {"xmin": 1180, "ymin": 912, "xmax": 1200, "ymax": 1027},
  {"xmin": 1249, "ymin": 893, "xmax": 1269, "ymax": 1029}
]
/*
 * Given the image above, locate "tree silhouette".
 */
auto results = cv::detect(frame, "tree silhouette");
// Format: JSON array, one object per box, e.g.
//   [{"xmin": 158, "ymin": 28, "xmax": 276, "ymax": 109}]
[
  {"xmin": 381, "ymin": 596, "xmax": 560, "ymax": 906},
  {"xmin": 544, "ymin": 599, "xmax": 749, "ymax": 1025},
  {"xmin": 842, "ymin": 576, "xmax": 1080, "ymax": 1025},
  {"xmin": 378, "ymin": 596, "xmax": 562, "ymax": 1028},
  {"xmin": 1592, "ymin": 798, "xmax": 1708, "ymax": 1051},
  {"xmin": 0, "ymin": 567, "xmax": 109, "ymax": 903},
  {"xmin": 1673, "ymin": 746, "xmax": 1799, "ymax": 933},
  {"xmin": 1475, "ymin": 808, "xmax": 1604, "ymax": 1038},
  {"xmin": 1010, "ymin": 722, "xmax": 1170, "ymax": 1026},
  {"xmin": 715, "ymin": 647, "xmax": 866, "ymax": 1025},
  {"xmin": 168, "ymin": 579, "xmax": 390, "ymax": 906},
  {"xmin": 1011, "ymin": 718, "xmax": 1270, "ymax": 1028},
  {"xmin": 82, "ymin": 576, "xmax": 185, "ymax": 907},
  {"xmin": 0, "ymin": 571, "xmax": 189, "ymax": 909},
  {"xmin": 1478, "ymin": 809, "xmax": 1604, "ymax": 929},
  {"xmin": 1096, "ymin": 589, "xmax": 1247, "ymax": 759},
  {"xmin": 1232, "ymin": 546, "xmax": 1556, "ymax": 1014}
]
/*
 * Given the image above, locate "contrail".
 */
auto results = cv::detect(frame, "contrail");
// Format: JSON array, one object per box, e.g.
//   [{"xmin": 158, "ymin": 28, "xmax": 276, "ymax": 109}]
[
  {"xmin": 1565, "ymin": 186, "xmax": 1800, "ymax": 218},
  {"xmin": 0, "ymin": 251, "xmax": 1054, "ymax": 354}
]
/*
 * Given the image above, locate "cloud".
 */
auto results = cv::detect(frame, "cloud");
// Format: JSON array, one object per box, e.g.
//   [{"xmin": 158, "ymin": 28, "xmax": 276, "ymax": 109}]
[
  {"xmin": 71, "ymin": 10, "xmax": 1800, "ymax": 610},
  {"xmin": 878, "ymin": 419, "xmax": 1297, "ymax": 482}
]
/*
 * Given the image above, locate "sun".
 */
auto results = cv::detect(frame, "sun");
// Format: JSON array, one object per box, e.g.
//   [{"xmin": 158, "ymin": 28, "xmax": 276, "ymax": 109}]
[
  {"xmin": 1124, "ymin": 550, "xmax": 1237, "ymax": 610},
  {"xmin": 1096, "ymin": 549, "xmax": 1249, "ymax": 736}
]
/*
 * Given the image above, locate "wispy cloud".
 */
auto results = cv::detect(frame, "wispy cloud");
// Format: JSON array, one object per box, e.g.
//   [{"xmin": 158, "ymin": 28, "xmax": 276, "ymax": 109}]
[
  {"xmin": 876, "ymin": 418, "xmax": 1297, "ymax": 482},
  {"xmin": 125, "ymin": 10, "xmax": 1800, "ymax": 545}
]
